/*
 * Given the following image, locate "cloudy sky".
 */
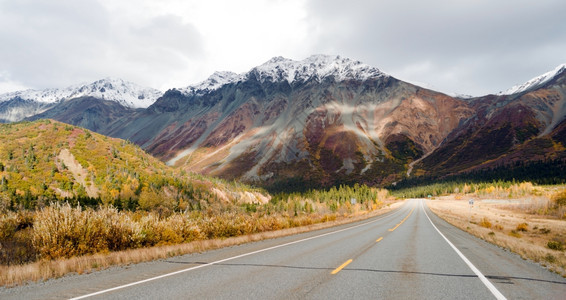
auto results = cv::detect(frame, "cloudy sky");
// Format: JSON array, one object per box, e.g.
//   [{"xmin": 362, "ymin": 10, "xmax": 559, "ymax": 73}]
[{"xmin": 1, "ymin": 0, "xmax": 565, "ymax": 96}]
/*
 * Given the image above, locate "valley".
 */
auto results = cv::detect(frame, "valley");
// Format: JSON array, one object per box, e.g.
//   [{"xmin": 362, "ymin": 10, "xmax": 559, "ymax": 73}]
[{"xmin": 0, "ymin": 56, "xmax": 565, "ymax": 296}]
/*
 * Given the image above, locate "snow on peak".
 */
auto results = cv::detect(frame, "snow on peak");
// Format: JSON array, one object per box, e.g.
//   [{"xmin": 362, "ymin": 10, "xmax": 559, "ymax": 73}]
[
  {"xmin": 180, "ymin": 55, "xmax": 386, "ymax": 96},
  {"xmin": 0, "ymin": 78, "xmax": 162, "ymax": 108},
  {"xmin": 179, "ymin": 71, "xmax": 245, "ymax": 95},
  {"xmin": 501, "ymin": 64, "xmax": 566, "ymax": 95},
  {"xmin": 252, "ymin": 54, "xmax": 386, "ymax": 83}
]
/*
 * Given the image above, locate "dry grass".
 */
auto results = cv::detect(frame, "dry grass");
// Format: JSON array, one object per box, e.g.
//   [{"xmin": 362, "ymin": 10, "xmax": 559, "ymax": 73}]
[
  {"xmin": 428, "ymin": 197, "xmax": 566, "ymax": 277},
  {"xmin": 0, "ymin": 200, "xmax": 402, "ymax": 287}
]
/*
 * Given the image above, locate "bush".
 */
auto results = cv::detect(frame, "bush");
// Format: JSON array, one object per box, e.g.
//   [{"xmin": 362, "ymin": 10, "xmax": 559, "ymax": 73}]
[
  {"xmin": 516, "ymin": 222, "xmax": 528, "ymax": 232},
  {"xmin": 479, "ymin": 217, "xmax": 492, "ymax": 228},
  {"xmin": 552, "ymin": 189, "xmax": 566, "ymax": 207},
  {"xmin": 545, "ymin": 254, "xmax": 556, "ymax": 263},
  {"xmin": 547, "ymin": 241, "xmax": 564, "ymax": 251},
  {"xmin": 32, "ymin": 203, "xmax": 142, "ymax": 259},
  {"xmin": 0, "ymin": 211, "xmax": 37, "ymax": 265},
  {"xmin": 7, "ymin": 186, "xmax": 366, "ymax": 263},
  {"xmin": 508, "ymin": 230, "xmax": 521, "ymax": 238}
]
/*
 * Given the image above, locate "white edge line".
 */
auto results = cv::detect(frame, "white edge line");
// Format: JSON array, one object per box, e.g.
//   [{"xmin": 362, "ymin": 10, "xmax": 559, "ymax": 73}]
[
  {"xmin": 421, "ymin": 199, "xmax": 507, "ymax": 300},
  {"xmin": 69, "ymin": 205, "xmax": 407, "ymax": 300}
]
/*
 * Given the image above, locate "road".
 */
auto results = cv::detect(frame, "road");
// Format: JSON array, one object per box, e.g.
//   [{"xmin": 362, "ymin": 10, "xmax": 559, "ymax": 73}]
[{"xmin": 1, "ymin": 199, "xmax": 565, "ymax": 299}]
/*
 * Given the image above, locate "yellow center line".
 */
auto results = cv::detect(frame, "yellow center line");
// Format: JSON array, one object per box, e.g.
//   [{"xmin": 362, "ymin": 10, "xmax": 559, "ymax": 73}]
[
  {"xmin": 331, "ymin": 259, "xmax": 353, "ymax": 275},
  {"xmin": 388, "ymin": 206, "xmax": 415, "ymax": 231},
  {"xmin": 376, "ymin": 237, "xmax": 383, "ymax": 242}
]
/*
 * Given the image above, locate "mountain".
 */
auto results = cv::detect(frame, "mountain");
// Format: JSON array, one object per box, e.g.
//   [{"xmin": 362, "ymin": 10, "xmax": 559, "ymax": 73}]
[
  {"xmin": 0, "ymin": 120, "xmax": 267, "ymax": 211},
  {"xmin": 500, "ymin": 64, "xmax": 566, "ymax": 95},
  {"xmin": 0, "ymin": 78, "xmax": 162, "ymax": 123},
  {"xmin": 3, "ymin": 56, "xmax": 565, "ymax": 189},
  {"xmin": 105, "ymin": 55, "xmax": 474, "ymax": 188},
  {"xmin": 0, "ymin": 97, "xmax": 55, "ymax": 123},
  {"xmin": 26, "ymin": 96, "xmax": 139, "ymax": 133},
  {"xmin": 410, "ymin": 64, "xmax": 566, "ymax": 183}
]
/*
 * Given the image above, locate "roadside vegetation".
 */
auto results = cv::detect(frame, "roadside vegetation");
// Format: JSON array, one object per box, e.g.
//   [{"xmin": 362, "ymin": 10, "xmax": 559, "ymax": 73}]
[
  {"xmin": 0, "ymin": 120, "xmax": 395, "ymax": 286},
  {"xmin": 421, "ymin": 181, "xmax": 566, "ymax": 277},
  {"xmin": 0, "ymin": 183, "xmax": 391, "ymax": 286}
]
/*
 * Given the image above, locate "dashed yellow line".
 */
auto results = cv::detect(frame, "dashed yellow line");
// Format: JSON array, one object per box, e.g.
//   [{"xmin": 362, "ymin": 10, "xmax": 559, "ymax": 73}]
[
  {"xmin": 388, "ymin": 206, "xmax": 415, "ymax": 231},
  {"xmin": 376, "ymin": 237, "xmax": 383, "ymax": 242},
  {"xmin": 331, "ymin": 259, "xmax": 353, "ymax": 275}
]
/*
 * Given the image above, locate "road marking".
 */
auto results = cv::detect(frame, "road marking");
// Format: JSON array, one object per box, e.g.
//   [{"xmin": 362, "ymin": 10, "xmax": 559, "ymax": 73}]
[
  {"xmin": 388, "ymin": 206, "xmax": 415, "ymax": 231},
  {"xmin": 331, "ymin": 259, "xmax": 353, "ymax": 274},
  {"xmin": 421, "ymin": 199, "xmax": 507, "ymax": 300},
  {"xmin": 376, "ymin": 237, "xmax": 383, "ymax": 242},
  {"xmin": 69, "ymin": 204, "xmax": 407, "ymax": 299}
]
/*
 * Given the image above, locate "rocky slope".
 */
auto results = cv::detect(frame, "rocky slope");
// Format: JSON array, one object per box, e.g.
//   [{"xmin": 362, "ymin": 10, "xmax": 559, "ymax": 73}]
[
  {"xmin": 413, "ymin": 64, "xmax": 566, "ymax": 180},
  {"xmin": 27, "ymin": 96, "xmax": 139, "ymax": 133},
  {"xmin": 106, "ymin": 55, "xmax": 474, "ymax": 188}
]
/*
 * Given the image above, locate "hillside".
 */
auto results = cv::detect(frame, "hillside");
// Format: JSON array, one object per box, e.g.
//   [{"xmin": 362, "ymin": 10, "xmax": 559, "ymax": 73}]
[
  {"xmin": 410, "ymin": 64, "xmax": 566, "ymax": 184},
  {"xmin": 0, "ymin": 119, "xmax": 267, "ymax": 212}
]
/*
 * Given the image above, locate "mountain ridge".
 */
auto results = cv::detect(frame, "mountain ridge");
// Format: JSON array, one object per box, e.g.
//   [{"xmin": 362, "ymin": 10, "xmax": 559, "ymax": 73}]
[
  {"xmin": 500, "ymin": 64, "xmax": 566, "ymax": 95},
  {"xmin": 178, "ymin": 55, "xmax": 387, "ymax": 96},
  {"xmin": 0, "ymin": 77, "xmax": 162, "ymax": 108},
  {"xmin": 2, "ymin": 55, "xmax": 565, "ymax": 189}
]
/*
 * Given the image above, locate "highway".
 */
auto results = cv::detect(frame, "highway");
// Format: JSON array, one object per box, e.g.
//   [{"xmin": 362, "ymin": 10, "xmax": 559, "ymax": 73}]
[{"xmin": 2, "ymin": 199, "xmax": 565, "ymax": 299}]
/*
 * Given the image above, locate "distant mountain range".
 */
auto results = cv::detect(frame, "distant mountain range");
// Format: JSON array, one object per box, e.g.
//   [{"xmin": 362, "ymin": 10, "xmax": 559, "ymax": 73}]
[
  {"xmin": 0, "ymin": 78, "xmax": 161, "ymax": 122},
  {"xmin": 1, "ymin": 55, "xmax": 565, "ymax": 189}
]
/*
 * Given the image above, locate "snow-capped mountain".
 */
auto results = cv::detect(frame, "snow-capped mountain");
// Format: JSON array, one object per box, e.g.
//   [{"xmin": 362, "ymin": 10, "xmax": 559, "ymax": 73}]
[
  {"xmin": 179, "ymin": 71, "xmax": 245, "ymax": 95},
  {"xmin": 179, "ymin": 55, "xmax": 386, "ymax": 96},
  {"xmin": 500, "ymin": 64, "xmax": 566, "ymax": 95},
  {"xmin": 3, "ymin": 54, "xmax": 565, "ymax": 189},
  {"xmin": 0, "ymin": 78, "xmax": 162, "ymax": 108},
  {"xmin": 107, "ymin": 55, "xmax": 472, "ymax": 188},
  {"xmin": 250, "ymin": 55, "xmax": 386, "ymax": 83},
  {"xmin": 116, "ymin": 56, "xmax": 564, "ymax": 189}
]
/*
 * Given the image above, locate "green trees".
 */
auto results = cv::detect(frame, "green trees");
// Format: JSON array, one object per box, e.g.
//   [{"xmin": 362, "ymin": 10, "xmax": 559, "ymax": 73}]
[{"xmin": 271, "ymin": 184, "xmax": 388, "ymax": 214}]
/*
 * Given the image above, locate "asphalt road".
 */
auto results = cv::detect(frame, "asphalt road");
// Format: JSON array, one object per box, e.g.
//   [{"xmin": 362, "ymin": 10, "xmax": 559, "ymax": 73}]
[{"xmin": 2, "ymin": 199, "xmax": 565, "ymax": 299}]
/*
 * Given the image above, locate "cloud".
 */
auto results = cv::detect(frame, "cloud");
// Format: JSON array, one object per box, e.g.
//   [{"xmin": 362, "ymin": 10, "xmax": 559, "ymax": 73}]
[
  {"xmin": 304, "ymin": 0, "xmax": 566, "ymax": 95},
  {"xmin": 107, "ymin": 14, "xmax": 205, "ymax": 90},
  {"xmin": 129, "ymin": 16, "xmax": 202, "ymax": 57},
  {"xmin": 0, "ymin": 0, "xmax": 204, "ymax": 92},
  {"xmin": 0, "ymin": 0, "xmax": 565, "ymax": 96},
  {"xmin": 0, "ymin": 71, "xmax": 28, "ymax": 93},
  {"xmin": 0, "ymin": 0, "xmax": 110, "ymax": 89}
]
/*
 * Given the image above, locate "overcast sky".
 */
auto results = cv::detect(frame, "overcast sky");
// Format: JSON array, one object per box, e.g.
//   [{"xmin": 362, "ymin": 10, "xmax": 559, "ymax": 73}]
[{"xmin": 1, "ymin": 0, "xmax": 565, "ymax": 96}]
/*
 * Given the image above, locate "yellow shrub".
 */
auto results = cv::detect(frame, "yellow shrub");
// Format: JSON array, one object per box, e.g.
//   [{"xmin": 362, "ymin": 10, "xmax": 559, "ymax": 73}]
[
  {"xmin": 551, "ymin": 189, "xmax": 566, "ymax": 207},
  {"xmin": 479, "ymin": 217, "xmax": 492, "ymax": 228},
  {"xmin": 508, "ymin": 230, "xmax": 522, "ymax": 238},
  {"xmin": 32, "ymin": 203, "xmax": 143, "ymax": 259},
  {"xmin": 516, "ymin": 222, "xmax": 528, "ymax": 232}
]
